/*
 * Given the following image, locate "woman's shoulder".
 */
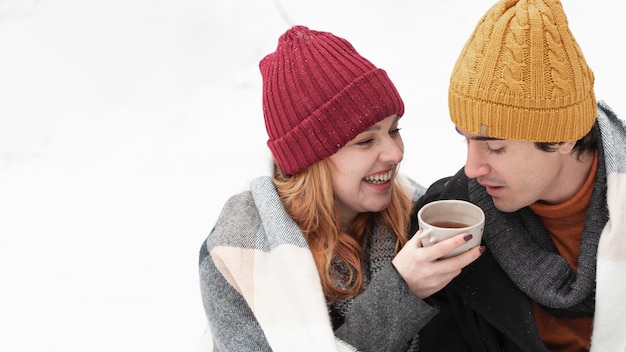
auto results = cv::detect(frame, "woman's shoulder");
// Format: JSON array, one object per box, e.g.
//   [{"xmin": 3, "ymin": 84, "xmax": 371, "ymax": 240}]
[
  {"xmin": 204, "ymin": 176, "xmax": 285, "ymax": 250},
  {"xmin": 205, "ymin": 179, "xmax": 266, "ymax": 250}
]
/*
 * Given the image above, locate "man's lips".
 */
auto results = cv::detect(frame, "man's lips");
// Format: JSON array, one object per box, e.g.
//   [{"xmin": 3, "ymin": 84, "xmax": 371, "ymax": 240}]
[
  {"xmin": 483, "ymin": 185, "xmax": 504, "ymax": 197},
  {"xmin": 478, "ymin": 179, "xmax": 504, "ymax": 194}
]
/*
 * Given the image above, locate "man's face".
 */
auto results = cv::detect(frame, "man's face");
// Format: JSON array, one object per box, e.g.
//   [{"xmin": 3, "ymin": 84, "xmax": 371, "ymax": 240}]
[{"xmin": 457, "ymin": 127, "xmax": 575, "ymax": 212}]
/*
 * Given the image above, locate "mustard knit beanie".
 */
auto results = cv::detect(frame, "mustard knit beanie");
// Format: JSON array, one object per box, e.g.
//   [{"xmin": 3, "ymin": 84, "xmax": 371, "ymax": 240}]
[{"xmin": 448, "ymin": 0, "xmax": 597, "ymax": 142}]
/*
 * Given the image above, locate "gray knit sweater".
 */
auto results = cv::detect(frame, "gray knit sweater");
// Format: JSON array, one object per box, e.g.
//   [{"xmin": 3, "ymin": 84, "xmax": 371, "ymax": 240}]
[{"xmin": 199, "ymin": 175, "xmax": 437, "ymax": 351}]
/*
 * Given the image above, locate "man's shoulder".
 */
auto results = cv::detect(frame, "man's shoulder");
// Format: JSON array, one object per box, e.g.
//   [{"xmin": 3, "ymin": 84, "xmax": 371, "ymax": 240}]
[{"xmin": 419, "ymin": 168, "xmax": 469, "ymax": 204}]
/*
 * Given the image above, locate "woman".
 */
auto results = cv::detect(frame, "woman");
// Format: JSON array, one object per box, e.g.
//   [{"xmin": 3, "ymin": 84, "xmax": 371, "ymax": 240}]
[{"xmin": 198, "ymin": 25, "xmax": 483, "ymax": 352}]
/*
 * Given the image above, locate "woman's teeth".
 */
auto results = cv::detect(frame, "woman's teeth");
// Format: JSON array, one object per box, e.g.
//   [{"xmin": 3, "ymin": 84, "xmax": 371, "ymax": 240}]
[{"xmin": 365, "ymin": 170, "xmax": 393, "ymax": 184}]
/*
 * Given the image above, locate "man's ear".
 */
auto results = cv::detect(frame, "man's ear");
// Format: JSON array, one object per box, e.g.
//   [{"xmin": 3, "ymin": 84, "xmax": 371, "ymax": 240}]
[{"xmin": 557, "ymin": 140, "xmax": 577, "ymax": 155}]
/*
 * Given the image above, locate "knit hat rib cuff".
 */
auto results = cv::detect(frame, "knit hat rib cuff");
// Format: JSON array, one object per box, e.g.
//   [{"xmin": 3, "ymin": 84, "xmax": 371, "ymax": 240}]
[
  {"xmin": 269, "ymin": 68, "xmax": 404, "ymax": 174},
  {"xmin": 449, "ymin": 89, "xmax": 597, "ymax": 142}
]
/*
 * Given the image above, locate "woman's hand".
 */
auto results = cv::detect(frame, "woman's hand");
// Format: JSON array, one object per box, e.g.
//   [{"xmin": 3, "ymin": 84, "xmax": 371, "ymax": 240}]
[{"xmin": 392, "ymin": 230, "xmax": 484, "ymax": 299}]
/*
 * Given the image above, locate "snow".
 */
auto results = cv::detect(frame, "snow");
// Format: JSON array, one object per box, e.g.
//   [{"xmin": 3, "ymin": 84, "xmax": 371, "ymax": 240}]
[{"xmin": 0, "ymin": 0, "xmax": 623, "ymax": 351}]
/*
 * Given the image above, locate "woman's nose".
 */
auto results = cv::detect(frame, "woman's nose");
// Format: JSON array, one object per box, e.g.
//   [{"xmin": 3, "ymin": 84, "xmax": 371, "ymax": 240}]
[{"xmin": 381, "ymin": 137, "xmax": 404, "ymax": 164}]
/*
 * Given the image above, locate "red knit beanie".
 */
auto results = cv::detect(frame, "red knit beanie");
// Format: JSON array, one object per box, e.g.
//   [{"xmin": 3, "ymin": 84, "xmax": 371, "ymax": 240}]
[{"xmin": 259, "ymin": 25, "xmax": 405, "ymax": 175}]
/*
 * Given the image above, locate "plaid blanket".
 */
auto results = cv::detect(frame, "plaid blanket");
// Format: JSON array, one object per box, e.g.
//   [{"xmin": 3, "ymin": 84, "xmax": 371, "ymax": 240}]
[{"xmin": 590, "ymin": 101, "xmax": 626, "ymax": 350}]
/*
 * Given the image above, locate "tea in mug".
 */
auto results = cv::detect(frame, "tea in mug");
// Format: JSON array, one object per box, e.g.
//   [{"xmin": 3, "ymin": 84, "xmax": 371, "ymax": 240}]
[{"xmin": 429, "ymin": 221, "xmax": 469, "ymax": 229}]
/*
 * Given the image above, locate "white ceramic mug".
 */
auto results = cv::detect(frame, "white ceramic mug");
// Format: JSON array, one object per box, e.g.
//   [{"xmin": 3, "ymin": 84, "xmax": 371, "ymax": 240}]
[{"xmin": 417, "ymin": 199, "xmax": 485, "ymax": 258}]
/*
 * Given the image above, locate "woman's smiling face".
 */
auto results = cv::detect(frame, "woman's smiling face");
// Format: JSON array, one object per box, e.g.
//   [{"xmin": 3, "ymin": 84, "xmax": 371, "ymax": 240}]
[{"xmin": 328, "ymin": 114, "xmax": 404, "ymax": 225}]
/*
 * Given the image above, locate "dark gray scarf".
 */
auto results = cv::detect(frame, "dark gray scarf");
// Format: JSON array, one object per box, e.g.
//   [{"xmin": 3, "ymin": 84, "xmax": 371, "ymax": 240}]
[{"xmin": 470, "ymin": 126, "xmax": 608, "ymax": 317}]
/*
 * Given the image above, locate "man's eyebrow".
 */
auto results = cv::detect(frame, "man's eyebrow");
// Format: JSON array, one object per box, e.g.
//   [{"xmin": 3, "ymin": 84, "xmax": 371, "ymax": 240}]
[{"xmin": 454, "ymin": 127, "xmax": 503, "ymax": 141}]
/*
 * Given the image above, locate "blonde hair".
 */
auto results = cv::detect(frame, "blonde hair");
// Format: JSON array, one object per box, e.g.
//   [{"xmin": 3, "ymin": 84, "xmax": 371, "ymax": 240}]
[{"xmin": 273, "ymin": 159, "xmax": 412, "ymax": 303}]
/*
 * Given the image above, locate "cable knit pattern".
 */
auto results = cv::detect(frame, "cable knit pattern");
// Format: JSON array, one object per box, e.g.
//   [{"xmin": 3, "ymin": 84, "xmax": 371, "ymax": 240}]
[
  {"xmin": 499, "ymin": 1, "xmax": 526, "ymax": 96},
  {"xmin": 539, "ymin": 1, "xmax": 572, "ymax": 98},
  {"xmin": 448, "ymin": 0, "xmax": 597, "ymax": 142}
]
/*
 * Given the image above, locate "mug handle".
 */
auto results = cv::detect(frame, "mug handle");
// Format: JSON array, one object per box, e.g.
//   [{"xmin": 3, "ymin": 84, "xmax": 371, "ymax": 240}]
[{"xmin": 417, "ymin": 228, "xmax": 436, "ymax": 246}]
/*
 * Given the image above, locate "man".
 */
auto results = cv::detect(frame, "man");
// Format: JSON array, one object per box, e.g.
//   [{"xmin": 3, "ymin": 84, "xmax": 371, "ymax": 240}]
[{"xmin": 415, "ymin": 0, "xmax": 626, "ymax": 351}]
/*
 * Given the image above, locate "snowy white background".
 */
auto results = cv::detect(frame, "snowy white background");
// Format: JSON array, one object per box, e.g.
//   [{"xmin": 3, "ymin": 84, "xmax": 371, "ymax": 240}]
[{"xmin": 0, "ymin": 0, "xmax": 623, "ymax": 351}]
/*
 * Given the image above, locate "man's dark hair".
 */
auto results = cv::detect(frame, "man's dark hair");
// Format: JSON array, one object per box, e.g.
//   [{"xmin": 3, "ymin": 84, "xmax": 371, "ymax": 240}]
[{"xmin": 534, "ymin": 124, "xmax": 598, "ymax": 159}]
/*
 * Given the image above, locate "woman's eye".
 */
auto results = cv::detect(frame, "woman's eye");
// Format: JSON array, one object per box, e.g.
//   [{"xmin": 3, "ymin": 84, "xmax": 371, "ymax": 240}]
[
  {"xmin": 356, "ymin": 138, "xmax": 374, "ymax": 146},
  {"xmin": 353, "ymin": 127, "xmax": 401, "ymax": 146}
]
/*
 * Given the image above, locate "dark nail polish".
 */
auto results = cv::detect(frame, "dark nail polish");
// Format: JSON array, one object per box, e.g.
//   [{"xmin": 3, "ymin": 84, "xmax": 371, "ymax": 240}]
[
  {"xmin": 479, "ymin": 246, "xmax": 486, "ymax": 254},
  {"xmin": 463, "ymin": 233, "xmax": 473, "ymax": 241}
]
